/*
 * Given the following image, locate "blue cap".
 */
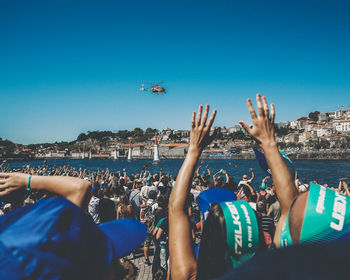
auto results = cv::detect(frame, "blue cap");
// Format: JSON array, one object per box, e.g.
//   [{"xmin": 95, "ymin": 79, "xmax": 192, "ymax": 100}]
[
  {"xmin": 198, "ymin": 188, "xmax": 237, "ymax": 220},
  {"xmin": 0, "ymin": 197, "xmax": 146, "ymax": 279}
]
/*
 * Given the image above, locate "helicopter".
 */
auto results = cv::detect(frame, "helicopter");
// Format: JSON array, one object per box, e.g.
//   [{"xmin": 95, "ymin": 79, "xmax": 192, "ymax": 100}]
[{"xmin": 140, "ymin": 82, "xmax": 166, "ymax": 95}]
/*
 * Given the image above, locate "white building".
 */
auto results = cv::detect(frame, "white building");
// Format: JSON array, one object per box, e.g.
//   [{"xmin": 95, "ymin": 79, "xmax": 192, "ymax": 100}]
[
  {"xmin": 336, "ymin": 120, "xmax": 350, "ymax": 132},
  {"xmin": 228, "ymin": 126, "xmax": 242, "ymax": 133},
  {"xmin": 315, "ymin": 126, "xmax": 332, "ymax": 137}
]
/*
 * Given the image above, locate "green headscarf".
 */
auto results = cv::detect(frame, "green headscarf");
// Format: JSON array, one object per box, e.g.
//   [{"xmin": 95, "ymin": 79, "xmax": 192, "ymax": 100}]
[
  {"xmin": 280, "ymin": 182, "xmax": 350, "ymax": 247},
  {"xmin": 219, "ymin": 200, "xmax": 260, "ymax": 268}
]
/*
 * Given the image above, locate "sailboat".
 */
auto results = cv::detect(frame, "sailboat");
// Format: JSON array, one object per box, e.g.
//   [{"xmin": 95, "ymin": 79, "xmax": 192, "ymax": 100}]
[
  {"xmin": 127, "ymin": 141, "xmax": 133, "ymax": 161},
  {"xmin": 153, "ymin": 132, "xmax": 160, "ymax": 164},
  {"xmin": 113, "ymin": 144, "xmax": 118, "ymax": 160}
]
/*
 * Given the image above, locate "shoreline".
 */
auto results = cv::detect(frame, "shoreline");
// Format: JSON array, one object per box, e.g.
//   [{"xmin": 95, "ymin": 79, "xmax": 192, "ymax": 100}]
[{"xmin": 2, "ymin": 151, "xmax": 350, "ymax": 162}]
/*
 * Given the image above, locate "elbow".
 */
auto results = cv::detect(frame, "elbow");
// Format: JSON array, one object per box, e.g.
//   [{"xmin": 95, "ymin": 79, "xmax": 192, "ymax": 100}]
[
  {"xmin": 171, "ymin": 264, "xmax": 197, "ymax": 280},
  {"xmin": 169, "ymin": 195, "xmax": 176, "ymax": 213},
  {"xmin": 73, "ymin": 179, "xmax": 92, "ymax": 209},
  {"xmin": 169, "ymin": 193, "xmax": 184, "ymax": 214},
  {"xmin": 78, "ymin": 180, "xmax": 91, "ymax": 197}
]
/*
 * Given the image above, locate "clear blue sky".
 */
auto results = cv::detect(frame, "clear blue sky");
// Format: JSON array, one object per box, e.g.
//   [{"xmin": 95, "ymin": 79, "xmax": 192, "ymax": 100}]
[{"xmin": 1, "ymin": 0, "xmax": 349, "ymax": 144}]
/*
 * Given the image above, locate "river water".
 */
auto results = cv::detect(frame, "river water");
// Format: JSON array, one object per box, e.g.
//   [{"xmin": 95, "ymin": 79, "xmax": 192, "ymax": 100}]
[{"xmin": 5, "ymin": 158, "xmax": 350, "ymax": 189}]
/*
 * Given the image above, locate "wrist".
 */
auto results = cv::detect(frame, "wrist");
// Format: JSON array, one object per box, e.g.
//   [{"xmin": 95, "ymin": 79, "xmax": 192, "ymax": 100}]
[
  {"xmin": 188, "ymin": 146, "xmax": 201, "ymax": 157},
  {"xmin": 260, "ymin": 141, "xmax": 278, "ymax": 152}
]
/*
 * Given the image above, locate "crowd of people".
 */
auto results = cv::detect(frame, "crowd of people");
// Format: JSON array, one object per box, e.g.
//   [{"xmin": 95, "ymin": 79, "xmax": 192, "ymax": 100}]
[{"xmin": 0, "ymin": 94, "xmax": 350, "ymax": 279}]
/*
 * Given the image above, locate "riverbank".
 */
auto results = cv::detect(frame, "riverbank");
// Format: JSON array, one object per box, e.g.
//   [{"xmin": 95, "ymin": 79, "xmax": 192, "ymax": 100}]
[{"xmin": 2, "ymin": 150, "xmax": 350, "ymax": 162}]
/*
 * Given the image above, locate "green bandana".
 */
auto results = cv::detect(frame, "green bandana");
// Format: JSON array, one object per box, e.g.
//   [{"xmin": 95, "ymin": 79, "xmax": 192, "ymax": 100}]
[
  {"xmin": 219, "ymin": 200, "xmax": 260, "ymax": 267},
  {"xmin": 280, "ymin": 182, "xmax": 350, "ymax": 247}
]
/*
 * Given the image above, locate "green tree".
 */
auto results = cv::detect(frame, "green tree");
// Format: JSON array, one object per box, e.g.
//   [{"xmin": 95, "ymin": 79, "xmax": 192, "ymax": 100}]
[
  {"xmin": 132, "ymin": 128, "xmax": 144, "ymax": 137},
  {"xmin": 77, "ymin": 133, "xmax": 88, "ymax": 141},
  {"xmin": 145, "ymin": 128, "xmax": 158, "ymax": 135},
  {"xmin": 308, "ymin": 111, "xmax": 320, "ymax": 122}
]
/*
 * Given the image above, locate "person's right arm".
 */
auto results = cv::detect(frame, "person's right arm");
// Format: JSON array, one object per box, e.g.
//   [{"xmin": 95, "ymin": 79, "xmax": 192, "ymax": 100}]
[
  {"xmin": 262, "ymin": 175, "xmax": 270, "ymax": 184},
  {"xmin": 206, "ymin": 165, "xmax": 211, "ymax": 176},
  {"xmin": 239, "ymin": 94, "xmax": 298, "ymax": 247},
  {"xmin": 0, "ymin": 173, "xmax": 91, "ymax": 209},
  {"xmin": 223, "ymin": 170, "xmax": 230, "ymax": 184},
  {"xmin": 248, "ymin": 168, "xmax": 255, "ymax": 182},
  {"xmin": 343, "ymin": 181, "xmax": 350, "ymax": 196}
]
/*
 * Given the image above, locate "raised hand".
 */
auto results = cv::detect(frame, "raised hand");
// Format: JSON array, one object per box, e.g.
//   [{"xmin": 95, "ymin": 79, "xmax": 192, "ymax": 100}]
[
  {"xmin": 240, "ymin": 94, "xmax": 298, "ymax": 247},
  {"xmin": 239, "ymin": 93, "xmax": 276, "ymax": 147},
  {"xmin": 189, "ymin": 104, "xmax": 217, "ymax": 154}
]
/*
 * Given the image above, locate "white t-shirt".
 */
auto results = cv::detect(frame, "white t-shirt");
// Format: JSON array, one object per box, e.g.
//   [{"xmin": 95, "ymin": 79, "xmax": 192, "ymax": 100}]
[{"xmin": 238, "ymin": 178, "xmax": 253, "ymax": 187}]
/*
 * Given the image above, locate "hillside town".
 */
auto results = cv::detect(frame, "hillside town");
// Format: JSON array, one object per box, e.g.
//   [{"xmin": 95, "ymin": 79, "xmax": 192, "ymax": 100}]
[{"xmin": 1, "ymin": 108, "xmax": 350, "ymax": 161}]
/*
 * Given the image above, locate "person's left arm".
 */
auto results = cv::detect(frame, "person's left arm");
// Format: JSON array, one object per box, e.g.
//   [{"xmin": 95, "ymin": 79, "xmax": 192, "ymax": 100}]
[{"xmin": 169, "ymin": 105, "xmax": 216, "ymax": 280}]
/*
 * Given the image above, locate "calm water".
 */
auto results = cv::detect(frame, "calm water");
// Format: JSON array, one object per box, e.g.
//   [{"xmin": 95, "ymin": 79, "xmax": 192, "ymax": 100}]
[{"xmin": 4, "ymin": 158, "xmax": 350, "ymax": 189}]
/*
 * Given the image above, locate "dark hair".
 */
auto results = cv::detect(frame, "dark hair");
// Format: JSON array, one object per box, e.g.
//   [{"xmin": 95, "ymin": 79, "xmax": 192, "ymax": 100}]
[
  {"xmin": 148, "ymin": 190, "xmax": 158, "ymax": 200},
  {"xmin": 92, "ymin": 186, "xmax": 100, "ymax": 197},
  {"xmin": 161, "ymin": 176, "xmax": 169, "ymax": 186},
  {"xmin": 242, "ymin": 184, "xmax": 255, "ymax": 202},
  {"xmin": 197, "ymin": 203, "xmax": 228, "ymax": 280},
  {"xmin": 97, "ymin": 189, "xmax": 105, "ymax": 199},
  {"xmin": 157, "ymin": 194, "xmax": 169, "ymax": 209},
  {"xmin": 154, "ymin": 267, "xmax": 167, "ymax": 280},
  {"xmin": 197, "ymin": 203, "xmax": 267, "ymax": 279}
]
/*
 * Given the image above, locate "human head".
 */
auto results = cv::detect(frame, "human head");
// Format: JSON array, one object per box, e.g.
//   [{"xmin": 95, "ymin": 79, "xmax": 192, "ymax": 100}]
[
  {"xmin": 157, "ymin": 194, "xmax": 168, "ymax": 209},
  {"xmin": 148, "ymin": 190, "xmax": 158, "ymax": 200},
  {"xmin": 242, "ymin": 174, "xmax": 248, "ymax": 180},
  {"xmin": 280, "ymin": 182, "xmax": 350, "ymax": 247},
  {"xmin": 197, "ymin": 200, "xmax": 263, "ymax": 279}
]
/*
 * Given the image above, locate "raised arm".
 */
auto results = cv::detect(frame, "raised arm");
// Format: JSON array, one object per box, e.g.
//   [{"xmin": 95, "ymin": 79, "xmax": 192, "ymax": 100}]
[
  {"xmin": 337, "ymin": 180, "xmax": 343, "ymax": 193},
  {"xmin": 343, "ymin": 181, "xmax": 350, "ymax": 196},
  {"xmin": 262, "ymin": 175, "xmax": 270, "ymax": 184},
  {"xmin": 169, "ymin": 105, "xmax": 216, "ymax": 280},
  {"xmin": 249, "ymin": 168, "xmax": 255, "ymax": 182},
  {"xmin": 222, "ymin": 170, "xmax": 230, "ymax": 184},
  {"xmin": 206, "ymin": 165, "xmax": 211, "ymax": 176},
  {"xmin": 239, "ymin": 94, "xmax": 298, "ymax": 246},
  {"xmin": 196, "ymin": 166, "xmax": 201, "ymax": 177},
  {"xmin": 0, "ymin": 173, "xmax": 91, "ymax": 209},
  {"xmin": 213, "ymin": 170, "xmax": 221, "ymax": 186}
]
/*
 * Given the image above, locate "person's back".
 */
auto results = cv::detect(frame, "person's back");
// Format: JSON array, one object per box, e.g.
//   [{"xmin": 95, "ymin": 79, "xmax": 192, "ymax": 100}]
[
  {"xmin": 268, "ymin": 199, "xmax": 281, "ymax": 226},
  {"xmin": 117, "ymin": 195, "xmax": 135, "ymax": 219},
  {"xmin": 88, "ymin": 190, "xmax": 101, "ymax": 224},
  {"xmin": 129, "ymin": 188, "xmax": 142, "ymax": 215}
]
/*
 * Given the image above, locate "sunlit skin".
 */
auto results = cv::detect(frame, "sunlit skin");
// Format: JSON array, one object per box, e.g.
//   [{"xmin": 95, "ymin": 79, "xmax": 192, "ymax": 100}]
[
  {"xmin": 239, "ymin": 94, "xmax": 299, "ymax": 247},
  {"xmin": 289, "ymin": 192, "xmax": 309, "ymax": 243},
  {"xmin": 169, "ymin": 104, "xmax": 217, "ymax": 280}
]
